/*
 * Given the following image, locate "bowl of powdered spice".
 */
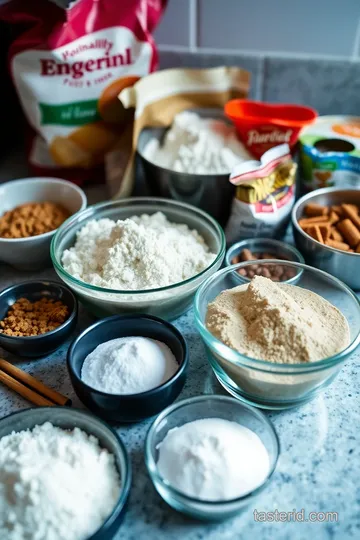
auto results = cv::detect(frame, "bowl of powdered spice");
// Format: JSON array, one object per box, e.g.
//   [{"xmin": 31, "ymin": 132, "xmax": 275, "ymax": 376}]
[
  {"xmin": 0, "ymin": 280, "xmax": 77, "ymax": 357},
  {"xmin": 194, "ymin": 263, "xmax": 360, "ymax": 409},
  {"xmin": 0, "ymin": 177, "xmax": 86, "ymax": 270},
  {"xmin": 51, "ymin": 197, "xmax": 225, "ymax": 320}
]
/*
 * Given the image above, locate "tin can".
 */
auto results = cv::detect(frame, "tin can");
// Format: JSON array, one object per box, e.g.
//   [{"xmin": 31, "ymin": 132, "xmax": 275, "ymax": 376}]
[{"xmin": 300, "ymin": 115, "xmax": 360, "ymax": 191}]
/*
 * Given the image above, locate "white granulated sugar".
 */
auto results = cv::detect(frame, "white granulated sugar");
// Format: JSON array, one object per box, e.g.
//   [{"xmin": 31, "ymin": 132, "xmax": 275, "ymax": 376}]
[
  {"xmin": 0, "ymin": 422, "xmax": 121, "ymax": 540},
  {"xmin": 142, "ymin": 111, "xmax": 252, "ymax": 174},
  {"xmin": 62, "ymin": 211, "xmax": 216, "ymax": 290},
  {"xmin": 81, "ymin": 336, "xmax": 178, "ymax": 394}
]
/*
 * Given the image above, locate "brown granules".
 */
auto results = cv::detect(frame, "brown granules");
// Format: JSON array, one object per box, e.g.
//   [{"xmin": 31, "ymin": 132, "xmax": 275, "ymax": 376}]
[
  {"xmin": 0, "ymin": 202, "xmax": 70, "ymax": 239},
  {"xmin": 0, "ymin": 297, "xmax": 69, "ymax": 337}
]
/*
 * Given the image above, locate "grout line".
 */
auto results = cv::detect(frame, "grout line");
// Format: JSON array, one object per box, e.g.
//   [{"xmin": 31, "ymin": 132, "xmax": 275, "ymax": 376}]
[
  {"xmin": 351, "ymin": 17, "xmax": 360, "ymax": 59},
  {"xmin": 157, "ymin": 44, "xmax": 359, "ymax": 62},
  {"xmin": 256, "ymin": 58, "xmax": 266, "ymax": 101},
  {"xmin": 189, "ymin": 0, "xmax": 198, "ymax": 52}
]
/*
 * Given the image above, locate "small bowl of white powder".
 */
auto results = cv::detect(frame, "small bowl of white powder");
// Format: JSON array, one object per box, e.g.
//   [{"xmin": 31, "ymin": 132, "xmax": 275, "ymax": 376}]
[
  {"xmin": 0, "ymin": 406, "xmax": 131, "ymax": 540},
  {"xmin": 145, "ymin": 395, "xmax": 279, "ymax": 520},
  {"xmin": 67, "ymin": 314, "xmax": 188, "ymax": 422},
  {"xmin": 51, "ymin": 197, "xmax": 225, "ymax": 320}
]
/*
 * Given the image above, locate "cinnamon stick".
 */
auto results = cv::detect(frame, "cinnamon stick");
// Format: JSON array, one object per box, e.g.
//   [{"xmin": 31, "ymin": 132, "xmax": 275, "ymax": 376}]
[
  {"xmin": 0, "ymin": 358, "xmax": 71, "ymax": 406},
  {"xmin": 0, "ymin": 371, "xmax": 56, "ymax": 407},
  {"xmin": 304, "ymin": 203, "xmax": 329, "ymax": 217}
]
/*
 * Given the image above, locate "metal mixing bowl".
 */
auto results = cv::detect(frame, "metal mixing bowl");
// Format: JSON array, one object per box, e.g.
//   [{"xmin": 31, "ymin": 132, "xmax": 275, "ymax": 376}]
[
  {"xmin": 292, "ymin": 187, "xmax": 360, "ymax": 290},
  {"xmin": 136, "ymin": 109, "xmax": 236, "ymax": 226}
]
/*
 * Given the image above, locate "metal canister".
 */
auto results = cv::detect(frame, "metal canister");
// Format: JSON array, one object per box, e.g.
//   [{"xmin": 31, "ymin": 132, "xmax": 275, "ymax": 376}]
[{"xmin": 299, "ymin": 115, "xmax": 360, "ymax": 192}]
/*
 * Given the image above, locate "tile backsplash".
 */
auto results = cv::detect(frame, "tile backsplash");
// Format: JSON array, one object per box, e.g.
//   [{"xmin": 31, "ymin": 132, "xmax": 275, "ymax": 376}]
[
  {"xmin": 155, "ymin": 0, "xmax": 360, "ymax": 59},
  {"xmin": 156, "ymin": 1, "xmax": 360, "ymax": 114},
  {"xmin": 159, "ymin": 51, "xmax": 360, "ymax": 114}
]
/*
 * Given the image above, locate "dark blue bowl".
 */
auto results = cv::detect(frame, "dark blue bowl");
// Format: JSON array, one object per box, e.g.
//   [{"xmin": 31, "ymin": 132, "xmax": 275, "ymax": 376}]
[
  {"xmin": 0, "ymin": 407, "xmax": 131, "ymax": 539},
  {"xmin": 0, "ymin": 280, "xmax": 77, "ymax": 357},
  {"xmin": 67, "ymin": 314, "xmax": 188, "ymax": 423}
]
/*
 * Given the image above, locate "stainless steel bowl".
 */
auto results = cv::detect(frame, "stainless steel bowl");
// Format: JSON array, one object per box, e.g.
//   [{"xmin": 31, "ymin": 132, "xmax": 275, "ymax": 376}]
[
  {"xmin": 292, "ymin": 187, "xmax": 360, "ymax": 290},
  {"xmin": 136, "ymin": 109, "xmax": 235, "ymax": 226}
]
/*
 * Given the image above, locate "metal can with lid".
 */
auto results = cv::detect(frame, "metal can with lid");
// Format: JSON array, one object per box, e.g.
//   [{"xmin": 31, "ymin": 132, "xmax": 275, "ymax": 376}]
[{"xmin": 300, "ymin": 115, "xmax": 360, "ymax": 191}]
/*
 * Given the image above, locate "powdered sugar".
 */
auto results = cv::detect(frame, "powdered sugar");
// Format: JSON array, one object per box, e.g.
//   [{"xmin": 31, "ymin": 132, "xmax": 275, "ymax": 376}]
[
  {"xmin": 62, "ymin": 211, "xmax": 216, "ymax": 290},
  {"xmin": 0, "ymin": 422, "xmax": 121, "ymax": 540},
  {"xmin": 142, "ymin": 111, "xmax": 252, "ymax": 174},
  {"xmin": 81, "ymin": 336, "xmax": 178, "ymax": 394}
]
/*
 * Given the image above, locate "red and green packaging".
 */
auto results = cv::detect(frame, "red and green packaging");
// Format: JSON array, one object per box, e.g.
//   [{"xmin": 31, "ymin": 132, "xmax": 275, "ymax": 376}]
[{"xmin": 0, "ymin": 0, "xmax": 166, "ymax": 193}]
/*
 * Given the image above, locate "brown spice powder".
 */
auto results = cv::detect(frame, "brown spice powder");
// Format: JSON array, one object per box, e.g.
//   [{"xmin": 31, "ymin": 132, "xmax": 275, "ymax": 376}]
[
  {"xmin": 0, "ymin": 202, "xmax": 70, "ymax": 239},
  {"xmin": 0, "ymin": 297, "xmax": 69, "ymax": 337},
  {"xmin": 206, "ymin": 276, "xmax": 350, "ymax": 364}
]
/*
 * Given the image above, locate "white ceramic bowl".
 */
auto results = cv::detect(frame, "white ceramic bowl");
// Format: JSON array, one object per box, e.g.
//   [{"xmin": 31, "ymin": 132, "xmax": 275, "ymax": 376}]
[{"xmin": 0, "ymin": 177, "xmax": 87, "ymax": 270}]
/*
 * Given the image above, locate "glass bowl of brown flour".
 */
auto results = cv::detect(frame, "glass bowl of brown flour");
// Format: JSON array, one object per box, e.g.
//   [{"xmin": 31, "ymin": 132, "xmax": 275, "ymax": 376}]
[{"xmin": 194, "ymin": 261, "xmax": 360, "ymax": 409}]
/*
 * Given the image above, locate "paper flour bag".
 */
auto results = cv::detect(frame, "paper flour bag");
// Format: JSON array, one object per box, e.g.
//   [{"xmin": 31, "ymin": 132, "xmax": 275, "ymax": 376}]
[{"xmin": 0, "ymin": 0, "xmax": 166, "ymax": 187}]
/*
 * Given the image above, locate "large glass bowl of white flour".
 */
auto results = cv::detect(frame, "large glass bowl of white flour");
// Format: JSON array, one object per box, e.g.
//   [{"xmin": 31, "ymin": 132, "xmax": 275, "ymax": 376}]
[
  {"xmin": 51, "ymin": 198, "xmax": 225, "ymax": 320},
  {"xmin": 194, "ymin": 261, "xmax": 360, "ymax": 409}
]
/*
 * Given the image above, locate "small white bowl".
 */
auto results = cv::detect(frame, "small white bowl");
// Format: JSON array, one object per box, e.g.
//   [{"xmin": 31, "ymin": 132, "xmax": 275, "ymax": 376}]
[{"xmin": 0, "ymin": 177, "xmax": 87, "ymax": 270}]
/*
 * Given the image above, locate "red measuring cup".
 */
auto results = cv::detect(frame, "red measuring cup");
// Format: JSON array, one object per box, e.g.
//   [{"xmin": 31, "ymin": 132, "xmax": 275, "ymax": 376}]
[{"xmin": 224, "ymin": 99, "xmax": 318, "ymax": 159}]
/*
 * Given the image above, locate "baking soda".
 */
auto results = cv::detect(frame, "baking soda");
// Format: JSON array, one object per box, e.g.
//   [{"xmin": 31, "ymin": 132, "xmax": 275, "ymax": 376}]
[
  {"xmin": 157, "ymin": 418, "xmax": 270, "ymax": 501},
  {"xmin": 81, "ymin": 336, "xmax": 178, "ymax": 394}
]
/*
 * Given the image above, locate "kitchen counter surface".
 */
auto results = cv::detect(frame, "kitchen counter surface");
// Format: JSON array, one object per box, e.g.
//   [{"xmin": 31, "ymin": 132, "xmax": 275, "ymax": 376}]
[{"xmin": 0, "ymin": 261, "xmax": 359, "ymax": 540}]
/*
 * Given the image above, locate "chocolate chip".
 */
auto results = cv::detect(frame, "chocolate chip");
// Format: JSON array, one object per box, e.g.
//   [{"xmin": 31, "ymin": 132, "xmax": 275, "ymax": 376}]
[{"xmin": 235, "ymin": 248, "xmax": 294, "ymax": 282}]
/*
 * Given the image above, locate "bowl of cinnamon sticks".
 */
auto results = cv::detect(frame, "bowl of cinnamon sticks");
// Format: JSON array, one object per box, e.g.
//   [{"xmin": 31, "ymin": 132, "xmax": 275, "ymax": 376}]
[{"xmin": 292, "ymin": 187, "xmax": 360, "ymax": 290}]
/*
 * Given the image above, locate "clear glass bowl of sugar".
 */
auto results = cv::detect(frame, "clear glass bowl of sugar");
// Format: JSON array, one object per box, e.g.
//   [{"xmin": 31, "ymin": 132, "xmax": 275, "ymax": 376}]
[
  {"xmin": 51, "ymin": 197, "xmax": 225, "ymax": 320},
  {"xmin": 145, "ymin": 395, "xmax": 280, "ymax": 520},
  {"xmin": 194, "ymin": 261, "xmax": 360, "ymax": 410}
]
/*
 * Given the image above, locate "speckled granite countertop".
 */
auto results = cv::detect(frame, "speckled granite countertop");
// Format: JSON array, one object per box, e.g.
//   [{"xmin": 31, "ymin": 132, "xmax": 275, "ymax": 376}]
[
  {"xmin": 0, "ymin": 167, "xmax": 358, "ymax": 539},
  {"xmin": 0, "ymin": 259, "xmax": 359, "ymax": 540}
]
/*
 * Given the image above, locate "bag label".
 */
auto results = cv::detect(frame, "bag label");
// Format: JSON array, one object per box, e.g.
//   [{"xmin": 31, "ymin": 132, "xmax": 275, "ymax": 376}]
[
  {"xmin": 39, "ymin": 100, "xmax": 100, "ymax": 126},
  {"xmin": 12, "ymin": 26, "xmax": 152, "ymax": 142}
]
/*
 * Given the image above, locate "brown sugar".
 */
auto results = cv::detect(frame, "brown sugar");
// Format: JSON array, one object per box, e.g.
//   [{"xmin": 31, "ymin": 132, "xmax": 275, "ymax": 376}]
[
  {"xmin": 0, "ymin": 201, "xmax": 70, "ymax": 239},
  {"xmin": 0, "ymin": 297, "xmax": 69, "ymax": 337}
]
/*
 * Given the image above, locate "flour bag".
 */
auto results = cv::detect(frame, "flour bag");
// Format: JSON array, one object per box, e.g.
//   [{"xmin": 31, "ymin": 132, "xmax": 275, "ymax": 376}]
[
  {"xmin": 0, "ymin": 0, "xmax": 166, "ymax": 191},
  {"xmin": 225, "ymin": 144, "xmax": 297, "ymax": 243}
]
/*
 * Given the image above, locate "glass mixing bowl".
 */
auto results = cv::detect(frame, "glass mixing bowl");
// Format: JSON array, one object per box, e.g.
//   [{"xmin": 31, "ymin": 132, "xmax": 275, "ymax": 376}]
[
  {"xmin": 194, "ymin": 261, "xmax": 360, "ymax": 409},
  {"xmin": 51, "ymin": 198, "xmax": 225, "ymax": 320},
  {"xmin": 145, "ymin": 395, "xmax": 279, "ymax": 520}
]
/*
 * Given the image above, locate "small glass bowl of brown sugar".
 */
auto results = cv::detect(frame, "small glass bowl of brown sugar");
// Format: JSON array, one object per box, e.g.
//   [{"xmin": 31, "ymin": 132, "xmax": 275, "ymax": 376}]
[
  {"xmin": 0, "ymin": 280, "xmax": 77, "ymax": 358},
  {"xmin": 225, "ymin": 238, "xmax": 304, "ymax": 284}
]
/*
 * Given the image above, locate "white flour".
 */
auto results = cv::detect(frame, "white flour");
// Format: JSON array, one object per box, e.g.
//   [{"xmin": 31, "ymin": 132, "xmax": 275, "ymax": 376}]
[
  {"xmin": 62, "ymin": 211, "xmax": 216, "ymax": 290},
  {"xmin": 0, "ymin": 422, "xmax": 121, "ymax": 540},
  {"xmin": 157, "ymin": 418, "xmax": 270, "ymax": 501},
  {"xmin": 142, "ymin": 111, "xmax": 252, "ymax": 174},
  {"xmin": 81, "ymin": 336, "xmax": 178, "ymax": 394}
]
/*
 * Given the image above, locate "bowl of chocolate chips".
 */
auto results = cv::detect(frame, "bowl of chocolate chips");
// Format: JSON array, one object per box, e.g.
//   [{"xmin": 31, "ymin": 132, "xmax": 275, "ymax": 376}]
[{"xmin": 225, "ymin": 238, "xmax": 304, "ymax": 284}]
